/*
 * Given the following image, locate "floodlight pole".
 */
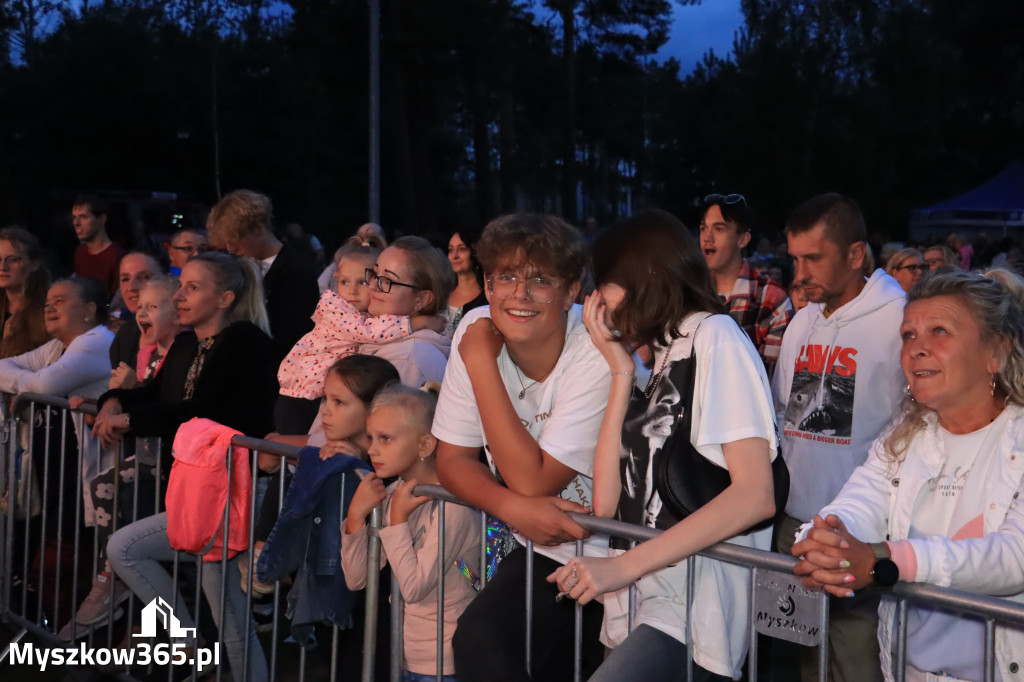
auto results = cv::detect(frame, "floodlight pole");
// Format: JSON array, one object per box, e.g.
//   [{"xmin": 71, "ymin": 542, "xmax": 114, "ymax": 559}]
[{"xmin": 368, "ymin": 0, "xmax": 381, "ymax": 223}]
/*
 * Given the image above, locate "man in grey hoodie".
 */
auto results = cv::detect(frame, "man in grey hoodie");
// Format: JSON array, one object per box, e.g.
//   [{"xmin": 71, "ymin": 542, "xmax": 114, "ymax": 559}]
[{"xmin": 772, "ymin": 194, "xmax": 907, "ymax": 682}]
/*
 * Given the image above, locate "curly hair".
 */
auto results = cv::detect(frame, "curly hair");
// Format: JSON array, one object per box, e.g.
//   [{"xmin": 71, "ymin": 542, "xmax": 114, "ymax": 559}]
[
  {"xmin": 476, "ymin": 214, "xmax": 587, "ymax": 284},
  {"xmin": 880, "ymin": 269, "xmax": 1024, "ymax": 466}
]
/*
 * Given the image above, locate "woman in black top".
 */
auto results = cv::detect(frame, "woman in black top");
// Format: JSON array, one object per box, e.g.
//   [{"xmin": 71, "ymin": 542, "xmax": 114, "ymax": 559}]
[{"xmin": 97, "ymin": 252, "xmax": 276, "ymax": 682}]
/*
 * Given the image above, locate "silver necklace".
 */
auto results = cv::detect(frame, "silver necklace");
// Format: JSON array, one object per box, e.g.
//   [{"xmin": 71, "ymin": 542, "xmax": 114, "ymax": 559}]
[
  {"xmin": 644, "ymin": 336, "xmax": 678, "ymax": 399},
  {"xmin": 512, "ymin": 362, "xmax": 538, "ymax": 400}
]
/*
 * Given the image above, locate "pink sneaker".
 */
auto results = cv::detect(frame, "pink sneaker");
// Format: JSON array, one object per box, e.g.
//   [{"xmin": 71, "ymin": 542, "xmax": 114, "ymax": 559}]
[{"xmin": 74, "ymin": 573, "xmax": 132, "ymax": 625}]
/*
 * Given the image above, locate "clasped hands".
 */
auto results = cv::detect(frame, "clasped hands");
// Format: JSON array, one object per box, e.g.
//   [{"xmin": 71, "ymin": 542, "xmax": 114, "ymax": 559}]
[{"xmin": 791, "ymin": 514, "xmax": 878, "ymax": 598}]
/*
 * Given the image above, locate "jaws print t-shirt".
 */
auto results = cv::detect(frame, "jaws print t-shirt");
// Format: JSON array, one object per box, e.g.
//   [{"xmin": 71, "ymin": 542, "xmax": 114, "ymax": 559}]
[
  {"xmin": 432, "ymin": 304, "xmax": 611, "ymax": 565},
  {"xmin": 783, "ymin": 343, "xmax": 858, "ymax": 443},
  {"xmin": 772, "ymin": 269, "xmax": 907, "ymax": 521}
]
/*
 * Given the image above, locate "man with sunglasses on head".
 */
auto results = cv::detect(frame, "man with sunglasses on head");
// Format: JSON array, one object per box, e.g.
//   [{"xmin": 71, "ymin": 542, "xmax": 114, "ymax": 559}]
[
  {"xmin": 433, "ymin": 214, "xmax": 611, "ymax": 682},
  {"xmin": 700, "ymin": 193, "xmax": 793, "ymax": 378}
]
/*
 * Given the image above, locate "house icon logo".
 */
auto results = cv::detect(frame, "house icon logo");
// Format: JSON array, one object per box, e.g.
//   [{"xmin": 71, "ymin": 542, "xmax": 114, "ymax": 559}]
[{"xmin": 134, "ymin": 597, "xmax": 197, "ymax": 638}]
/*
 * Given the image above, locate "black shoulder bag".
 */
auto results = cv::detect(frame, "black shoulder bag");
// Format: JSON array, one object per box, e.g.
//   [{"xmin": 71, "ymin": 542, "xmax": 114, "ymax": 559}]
[{"xmin": 652, "ymin": 318, "xmax": 789, "ymax": 534}]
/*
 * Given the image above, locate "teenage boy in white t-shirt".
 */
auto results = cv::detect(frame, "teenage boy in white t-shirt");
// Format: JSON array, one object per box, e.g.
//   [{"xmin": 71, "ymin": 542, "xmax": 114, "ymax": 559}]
[{"xmin": 433, "ymin": 214, "xmax": 611, "ymax": 682}]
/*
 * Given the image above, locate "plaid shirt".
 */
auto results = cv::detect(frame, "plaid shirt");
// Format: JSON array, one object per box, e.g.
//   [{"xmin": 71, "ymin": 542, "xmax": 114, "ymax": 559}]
[{"xmin": 720, "ymin": 260, "xmax": 794, "ymax": 378}]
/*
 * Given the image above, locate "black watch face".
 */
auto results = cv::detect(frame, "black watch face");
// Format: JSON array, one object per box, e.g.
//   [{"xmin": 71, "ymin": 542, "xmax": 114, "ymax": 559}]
[{"xmin": 873, "ymin": 558, "xmax": 899, "ymax": 587}]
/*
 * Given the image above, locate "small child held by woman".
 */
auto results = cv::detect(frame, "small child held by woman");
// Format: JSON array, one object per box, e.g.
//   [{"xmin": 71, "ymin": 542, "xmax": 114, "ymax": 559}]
[
  {"xmin": 275, "ymin": 237, "xmax": 443, "ymax": 435},
  {"xmin": 341, "ymin": 384, "xmax": 481, "ymax": 682}
]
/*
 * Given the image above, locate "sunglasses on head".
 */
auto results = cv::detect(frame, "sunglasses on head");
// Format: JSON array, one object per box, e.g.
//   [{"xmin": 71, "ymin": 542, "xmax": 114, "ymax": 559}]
[{"xmin": 704, "ymin": 193, "xmax": 747, "ymax": 206}]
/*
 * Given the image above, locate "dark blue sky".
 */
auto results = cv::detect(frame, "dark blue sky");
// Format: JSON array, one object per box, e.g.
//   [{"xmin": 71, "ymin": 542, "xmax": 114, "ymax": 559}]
[{"xmin": 658, "ymin": 0, "xmax": 744, "ymax": 71}]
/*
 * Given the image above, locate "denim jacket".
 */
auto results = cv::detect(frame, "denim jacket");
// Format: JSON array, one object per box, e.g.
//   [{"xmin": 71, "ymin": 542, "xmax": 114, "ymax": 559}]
[{"xmin": 257, "ymin": 446, "xmax": 369, "ymax": 648}]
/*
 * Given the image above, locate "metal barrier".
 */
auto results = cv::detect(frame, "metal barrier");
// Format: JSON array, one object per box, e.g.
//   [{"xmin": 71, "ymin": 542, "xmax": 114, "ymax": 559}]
[
  {"xmin": 3, "ymin": 390, "xmax": 1024, "ymax": 682},
  {"xmin": 0, "ymin": 393, "xmax": 371, "ymax": 682},
  {"xmin": 363, "ymin": 483, "xmax": 1024, "ymax": 682}
]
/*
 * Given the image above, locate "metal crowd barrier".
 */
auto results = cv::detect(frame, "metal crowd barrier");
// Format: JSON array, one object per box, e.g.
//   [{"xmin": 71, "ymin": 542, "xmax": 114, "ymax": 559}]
[
  {"xmin": 0, "ymin": 392, "xmax": 368, "ymax": 682},
  {"xmin": 363, "ymin": 483, "xmax": 1024, "ymax": 682},
  {"xmin": 3, "ymin": 391, "xmax": 1024, "ymax": 682}
]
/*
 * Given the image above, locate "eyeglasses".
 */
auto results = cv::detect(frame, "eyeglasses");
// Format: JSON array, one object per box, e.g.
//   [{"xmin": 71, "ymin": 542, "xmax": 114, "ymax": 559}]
[
  {"xmin": 167, "ymin": 244, "xmax": 199, "ymax": 255},
  {"xmin": 895, "ymin": 263, "xmax": 927, "ymax": 274},
  {"xmin": 365, "ymin": 268, "xmax": 422, "ymax": 294},
  {"xmin": 0, "ymin": 256, "xmax": 23, "ymax": 268},
  {"xmin": 704, "ymin": 193, "xmax": 747, "ymax": 206},
  {"xmin": 487, "ymin": 274, "xmax": 560, "ymax": 304}
]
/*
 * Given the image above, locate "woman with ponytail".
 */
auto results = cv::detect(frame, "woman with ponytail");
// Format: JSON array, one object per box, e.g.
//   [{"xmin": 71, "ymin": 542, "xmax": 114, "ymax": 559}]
[
  {"xmin": 91, "ymin": 252, "xmax": 276, "ymax": 681},
  {"xmin": 93, "ymin": 251, "xmax": 276, "ymax": 445}
]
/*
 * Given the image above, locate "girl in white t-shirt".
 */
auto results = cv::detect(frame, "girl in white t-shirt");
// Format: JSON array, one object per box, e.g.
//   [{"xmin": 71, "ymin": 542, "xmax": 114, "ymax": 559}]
[
  {"xmin": 342, "ymin": 384, "xmax": 480, "ymax": 682},
  {"xmin": 548, "ymin": 208, "xmax": 780, "ymax": 681}
]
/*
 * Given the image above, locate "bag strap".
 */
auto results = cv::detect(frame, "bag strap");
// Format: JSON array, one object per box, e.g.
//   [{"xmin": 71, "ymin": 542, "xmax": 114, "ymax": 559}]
[{"xmin": 674, "ymin": 312, "xmax": 714, "ymax": 434}]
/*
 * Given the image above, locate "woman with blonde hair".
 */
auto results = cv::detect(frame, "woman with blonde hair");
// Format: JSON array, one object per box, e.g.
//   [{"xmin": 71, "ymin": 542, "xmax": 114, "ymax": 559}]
[
  {"xmin": 794, "ymin": 269, "xmax": 1024, "ymax": 681},
  {"xmin": 886, "ymin": 247, "xmax": 926, "ymax": 293}
]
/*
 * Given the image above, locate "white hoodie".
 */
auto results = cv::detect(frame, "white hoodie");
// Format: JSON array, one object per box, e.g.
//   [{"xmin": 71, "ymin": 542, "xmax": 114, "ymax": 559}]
[{"xmin": 772, "ymin": 269, "xmax": 906, "ymax": 521}]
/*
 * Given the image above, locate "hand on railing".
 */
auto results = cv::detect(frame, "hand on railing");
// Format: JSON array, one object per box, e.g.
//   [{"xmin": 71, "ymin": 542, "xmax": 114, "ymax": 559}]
[
  {"xmin": 346, "ymin": 472, "xmax": 388, "ymax": 534},
  {"xmin": 547, "ymin": 555, "xmax": 631, "ymax": 606},
  {"xmin": 792, "ymin": 514, "xmax": 873, "ymax": 598},
  {"xmin": 92, "ymin": 398, "xmax": 128, "ymax": 447},
  {"xmin": 502, "ymin": 496, "xmax": 592, "ymax": 546},
  {"xmin": 318, "ymin": 438, "xmax": 364, "ymax": 461},
  {"xmin": 389, "ymin": 478, "xmax": 431, "ymax": 525}
]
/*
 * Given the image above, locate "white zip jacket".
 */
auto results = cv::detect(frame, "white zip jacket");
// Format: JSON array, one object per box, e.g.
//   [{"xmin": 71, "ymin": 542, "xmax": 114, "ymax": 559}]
[{"xmin": 798, "ymin": 405, "xmax": 1024, "ymax": 682}]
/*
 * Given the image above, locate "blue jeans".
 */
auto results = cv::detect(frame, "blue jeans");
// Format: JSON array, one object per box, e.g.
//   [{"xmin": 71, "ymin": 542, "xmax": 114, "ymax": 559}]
[
  {"xmin": 589, "ymin": 625, "xmax": 730, "ymax": 682},
  {"xmin": 106, "ymin": 512, "xmax": 268, "ymax": 682}
]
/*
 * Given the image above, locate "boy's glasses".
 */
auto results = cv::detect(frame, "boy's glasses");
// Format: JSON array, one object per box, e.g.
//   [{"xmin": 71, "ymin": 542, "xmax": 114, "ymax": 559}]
[
  {"xmin": 365, "ymin": 268, "xmax": 422, "ymax": 294},
  {"xmin": 487, "ymin": 275, "xmax": 559, "ymax": 304}
]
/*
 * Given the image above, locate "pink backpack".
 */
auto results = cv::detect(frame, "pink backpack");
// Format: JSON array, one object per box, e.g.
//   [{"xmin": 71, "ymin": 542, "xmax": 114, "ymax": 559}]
[{"xmin": 166, "ymin": 418, "xmax": 252, "ymax": 562}]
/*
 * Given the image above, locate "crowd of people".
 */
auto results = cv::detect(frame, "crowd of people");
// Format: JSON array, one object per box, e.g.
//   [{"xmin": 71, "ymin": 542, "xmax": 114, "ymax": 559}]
[{"xmin": 2, "ymin": 189, "xmax": 1023, "ymax": 682}]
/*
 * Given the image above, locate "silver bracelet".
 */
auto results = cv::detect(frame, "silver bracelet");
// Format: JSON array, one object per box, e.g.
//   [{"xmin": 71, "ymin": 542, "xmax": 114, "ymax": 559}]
[{"xmin": 610, "ymin": 370, "xmax": 635, "ymax": 378}]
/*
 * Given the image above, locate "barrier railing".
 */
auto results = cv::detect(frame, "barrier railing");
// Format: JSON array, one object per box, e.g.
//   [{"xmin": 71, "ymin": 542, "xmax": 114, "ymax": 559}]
[
  {"xmin": 0, "ymin": 393, "xmax": 368, "ymax": 682},
  {"xmin": 2, "ymin": 391, "xmax": 1023, "ymax": 682},
  {"xmin": 364, "ymin": 483, "xmax": 1024, "ymax": 682}
]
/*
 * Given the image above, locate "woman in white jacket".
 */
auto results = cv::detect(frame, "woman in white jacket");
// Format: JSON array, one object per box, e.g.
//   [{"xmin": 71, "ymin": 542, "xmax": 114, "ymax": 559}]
[{"xmin": 793, "ymin": 268, "xmax": 1024, "ymax": 682}]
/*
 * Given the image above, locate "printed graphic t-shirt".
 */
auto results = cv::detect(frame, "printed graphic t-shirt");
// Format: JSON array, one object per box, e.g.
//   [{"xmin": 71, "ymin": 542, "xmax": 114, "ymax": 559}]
[
  {"xmin": 432, "ymin": 304, "xmax": 611, "ymax": 565},
  {"xmin": 904, "ymin": 411, "xmax": 1007, "ymax": 682}
]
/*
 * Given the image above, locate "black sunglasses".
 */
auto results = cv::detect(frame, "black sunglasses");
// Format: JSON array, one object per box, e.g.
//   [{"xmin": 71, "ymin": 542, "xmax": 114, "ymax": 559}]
[{"xmin": 704, "ymin": 193, "xmax": 747, "ymax": 206}]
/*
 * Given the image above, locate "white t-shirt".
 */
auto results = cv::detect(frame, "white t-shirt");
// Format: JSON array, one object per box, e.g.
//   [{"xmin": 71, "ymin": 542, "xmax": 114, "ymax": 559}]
[
  {"xmin": 602, "ymin": 312, "xmax": 779, "ymax": 679},
  {"xmin": 432, "ymin": 304, "xmax": 611, "ymax": 565},
  {"xmin": 905, "ymin": 411, "xmax": 1007, "ymax": 682}
]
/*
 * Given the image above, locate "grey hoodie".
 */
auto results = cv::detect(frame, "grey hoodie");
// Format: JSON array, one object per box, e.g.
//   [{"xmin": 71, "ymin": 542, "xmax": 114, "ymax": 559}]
[{"xmin": 771, "ymin": 269, "xmax": 907, "ymax": 521}]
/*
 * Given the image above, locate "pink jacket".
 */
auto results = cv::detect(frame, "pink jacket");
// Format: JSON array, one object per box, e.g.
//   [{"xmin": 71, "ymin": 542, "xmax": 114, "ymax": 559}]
[
  {"xmin": 277, "ymin": 289, "xmax": 411, "ymax": 400},
  {"xmin": 166, "ymin": 418, "xmax": 252, "ymax": 562}
]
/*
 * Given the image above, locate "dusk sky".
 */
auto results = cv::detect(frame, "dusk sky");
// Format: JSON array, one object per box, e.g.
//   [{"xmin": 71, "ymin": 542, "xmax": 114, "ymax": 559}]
[{"xmin": 658, "ymin": 0, "xmax": 745, "ymax": 71}]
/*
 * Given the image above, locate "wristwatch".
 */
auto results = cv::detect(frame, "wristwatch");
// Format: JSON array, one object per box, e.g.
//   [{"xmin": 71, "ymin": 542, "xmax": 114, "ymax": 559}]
[{"xmin": 869, "ymin": 542, "xmax": 899, "ymax": 588}]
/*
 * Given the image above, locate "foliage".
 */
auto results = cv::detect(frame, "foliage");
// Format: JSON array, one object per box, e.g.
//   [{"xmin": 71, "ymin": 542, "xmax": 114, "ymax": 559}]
[{"xmin": 0, "ymin": 0, "xmax": 1020, "ymax": 253}]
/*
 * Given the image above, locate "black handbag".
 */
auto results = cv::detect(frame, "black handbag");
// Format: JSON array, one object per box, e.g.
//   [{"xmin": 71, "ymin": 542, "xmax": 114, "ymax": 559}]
[{"xmin": 651, "ymin": 319, "xmax": 789, "ymax": 534}]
